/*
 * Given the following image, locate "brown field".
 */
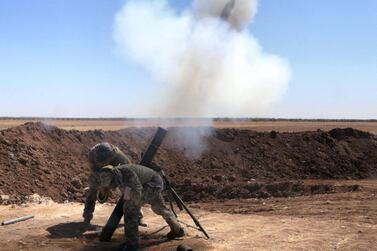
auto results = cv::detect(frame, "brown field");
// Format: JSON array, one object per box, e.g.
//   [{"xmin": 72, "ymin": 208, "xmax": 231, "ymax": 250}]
[
  {"xmin": 1, "ymin": 118, "xmax": 377, "ymax": 134},
  {"xmin": 1, "ymin": 121, "xmax": 377, "ymax": 250},
  {"xmin": 1, "ymin": 180, "xmax": 376, "ymax": 251}
]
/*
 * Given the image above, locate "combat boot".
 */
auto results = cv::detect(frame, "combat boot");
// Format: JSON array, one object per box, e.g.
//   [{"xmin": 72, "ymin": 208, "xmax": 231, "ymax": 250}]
[
  {"xmin": 167, "ymin": 227, "xmax": 184, "ymax": 239},
  {"xmin": 118, "ymin": 242, "xmax": 138, "ymax": 251}
]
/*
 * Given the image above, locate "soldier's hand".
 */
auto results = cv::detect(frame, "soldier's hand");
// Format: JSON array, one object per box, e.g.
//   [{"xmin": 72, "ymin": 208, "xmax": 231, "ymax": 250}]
[
  {"xmin": 97, "ymin": 188, "xmax": 110, "ymax": 204},
  {"xmin": 150, "ymin": 162, "xmax": 162, "ymax": 172}
]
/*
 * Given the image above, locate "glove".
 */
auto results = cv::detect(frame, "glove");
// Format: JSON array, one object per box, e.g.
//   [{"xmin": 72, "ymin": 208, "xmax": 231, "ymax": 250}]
[{"xmin": 97, "ymin": 188, "xmax": 111, "ymax": 204}]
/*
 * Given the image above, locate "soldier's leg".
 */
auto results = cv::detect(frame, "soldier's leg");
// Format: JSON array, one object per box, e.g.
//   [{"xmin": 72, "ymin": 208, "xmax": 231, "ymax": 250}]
[
  {"xmin": 148, "ymin": 189, "xmax": 183, "ymax": 237},
  {"xmin": 121, "ymin": 190, "xmax": 142, "ymax": 251}
]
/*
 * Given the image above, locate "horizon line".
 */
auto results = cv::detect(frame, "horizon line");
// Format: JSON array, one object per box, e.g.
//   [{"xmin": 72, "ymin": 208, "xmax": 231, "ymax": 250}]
[{"xmin": 0, "ymin": 117, "xmax": 376, "ymax": 122}]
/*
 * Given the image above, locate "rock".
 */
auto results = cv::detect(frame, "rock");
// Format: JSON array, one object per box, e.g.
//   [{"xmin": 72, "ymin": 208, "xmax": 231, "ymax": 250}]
[
  {"xmin": 0, "ymin": 194, "xmax": 10, "ymax": 201},
  {"xmin": 270, "ymin": 130, "xmax": 278, "ymax": 138},
  {"xmin": 8, "ymin": 152, "xmax": 15, "ymax": 159},
  {"xmin": 183, "ymin": 179, "xmax": 191, "ymax": 186},
  {"xmin": 41, "ymin": 167, "xmax": 52, "ymax": 175},
  {"xmin": 215, "ymin": 130, "xmax": 235, "ymax": 142},
  {"xmin": 18, "ymin": 156, "xmax": 28, "ymax": 165},
  {"xmin": 209, "ymin": 162, "xmax": 222, "ymax": 169},
  {"xmin": 18, "ymin": 241, "xmax": 27, "ymax": 246},
  {"xmin": 31, "ymin": 159, "xmax": 40, "ymax": 166},
  {"xmin": 257, "ymin": 191, "xmax": 271, "ymax": 199},
  {"xmin": 67, "ymin": 186, "xmax": 77, "ymax": 193},
  {"xmin": 74, "ymin": 192, "xmax": 83, "ymax": 198},
  {"xmin": 93, "ymin": 130, "xmax": 104, "ymax": 138},
  {"xmin": 71, "ymin": 177, "xmax": 82, "ymax": 189},
  {"xmin": 0, "ymin": 138, "xmax": 11, "ymax": 146}
]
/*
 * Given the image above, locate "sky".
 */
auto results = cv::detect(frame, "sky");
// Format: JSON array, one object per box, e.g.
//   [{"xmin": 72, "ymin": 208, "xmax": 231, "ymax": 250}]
[{"xmin": 0, "ymin": 0, "xmax": 376, "ymax": 118}]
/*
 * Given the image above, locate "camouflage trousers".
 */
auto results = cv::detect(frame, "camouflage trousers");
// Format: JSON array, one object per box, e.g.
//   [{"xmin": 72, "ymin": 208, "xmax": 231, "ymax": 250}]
[{"xmin": 123, "ymin": 185, "xmax": 181, "ymax": 247}]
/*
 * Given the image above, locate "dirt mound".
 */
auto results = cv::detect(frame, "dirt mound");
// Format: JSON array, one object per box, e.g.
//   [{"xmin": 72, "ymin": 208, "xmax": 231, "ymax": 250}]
[
  {"xmin": 0, "ymin": 122, "xmax": 376, "ymax": 204},
  {"xmin": 329, "ymin": 127, "xmax": 372, "ymax": 140},
  {"xmin": 175, "ymin": 181, "xmax": 361, "ymax": 201}
]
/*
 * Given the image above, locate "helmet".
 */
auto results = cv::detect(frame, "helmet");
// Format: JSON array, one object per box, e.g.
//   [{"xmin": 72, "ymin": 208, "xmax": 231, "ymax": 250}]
[
  {"xmin": 89, "ymin": 142, "xmax": 116, "ymax": 167},
  {"xmin": 94, "ymin": 143, "xmax": 114, "ymax": 163}
]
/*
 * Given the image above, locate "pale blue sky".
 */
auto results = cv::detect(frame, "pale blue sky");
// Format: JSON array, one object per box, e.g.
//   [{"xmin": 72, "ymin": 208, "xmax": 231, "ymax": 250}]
[{"xmin": 0, "ymin": 0, "xmax": 376, "ymax": 118}]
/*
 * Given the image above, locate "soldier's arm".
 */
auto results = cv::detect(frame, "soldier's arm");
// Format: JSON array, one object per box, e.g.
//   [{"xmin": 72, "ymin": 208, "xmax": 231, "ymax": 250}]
[
  {"xmin": 121, "ymin": 167, "xmax": 143, "ymax": 192},
  {"xmin": 83, "ymin": 173, "xmax": 99, "ymax": 223},
  {"xmin": 120, "ymin": 167, "xmax": 142, "ymax": 205}
]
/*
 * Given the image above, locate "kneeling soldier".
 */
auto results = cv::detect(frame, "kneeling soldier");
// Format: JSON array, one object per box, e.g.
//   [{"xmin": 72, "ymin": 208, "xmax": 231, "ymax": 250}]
[{"xmin": 99, "ymin": 164, "xmax": 184, "ymax": 251}]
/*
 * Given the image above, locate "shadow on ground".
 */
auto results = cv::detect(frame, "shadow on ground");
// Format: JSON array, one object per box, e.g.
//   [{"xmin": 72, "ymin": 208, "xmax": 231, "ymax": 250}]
[
  {"xmin": 76, "ymin": 237, "xmax": 208, "ymax": 251},
  {"xmin": 46, "ymin": 222, "xmax": 210, "ymax": 250},
  {"xmin": 46, "ymin": 222, "xmax": 102, "ymax": 238}
]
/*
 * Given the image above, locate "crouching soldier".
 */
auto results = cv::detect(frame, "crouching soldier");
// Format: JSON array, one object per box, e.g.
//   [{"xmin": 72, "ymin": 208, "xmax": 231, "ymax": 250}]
[
  {"xmin": 99, "ymin": 164, "xmax": 184, "ymax": 251},
  {"xmin": 82, "ymin": 143, "xmax": 146, "ymax": 227}
]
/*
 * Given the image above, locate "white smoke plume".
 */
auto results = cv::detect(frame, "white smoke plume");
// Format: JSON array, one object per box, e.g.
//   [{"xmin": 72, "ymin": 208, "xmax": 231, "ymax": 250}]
[{"xmin": 114, "ymin": 0, "xmax": 290, "ymax": 118}]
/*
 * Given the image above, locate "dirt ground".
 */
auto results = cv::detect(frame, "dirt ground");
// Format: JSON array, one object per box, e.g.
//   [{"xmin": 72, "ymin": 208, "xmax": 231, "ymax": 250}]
[
  {"xmin": 1, "ymin": 122, "xmax": 376, "ymax": 250},
  {"xmin": 1, "ymin": 119, "xmax": 377, "ymax": 134},
  {"xmin": 0, "ymin": 179, "xmax": 376, "ymax": 251}
]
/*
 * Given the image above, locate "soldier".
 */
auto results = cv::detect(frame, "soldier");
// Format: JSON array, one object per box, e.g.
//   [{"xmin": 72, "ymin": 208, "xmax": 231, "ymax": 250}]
[
  {"xmin": 99, "ymin": 164, "xmax": 184, "ymax": 251},
  {"xmin": 82, "ymin": 142, "xmax": 146, "ymax": 226}
]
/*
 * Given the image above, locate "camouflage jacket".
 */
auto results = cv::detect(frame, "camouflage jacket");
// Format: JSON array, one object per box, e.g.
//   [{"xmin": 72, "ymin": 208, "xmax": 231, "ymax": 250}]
[{"xmin": 114, "ymin": 164, "xmax": 163, "ymax": 192}]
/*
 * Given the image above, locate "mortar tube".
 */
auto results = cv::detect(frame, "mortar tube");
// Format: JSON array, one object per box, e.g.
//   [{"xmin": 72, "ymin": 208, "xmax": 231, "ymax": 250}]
[{"xmin": 1, "ymin": 215, "xmax": 34, "ymax": 226}]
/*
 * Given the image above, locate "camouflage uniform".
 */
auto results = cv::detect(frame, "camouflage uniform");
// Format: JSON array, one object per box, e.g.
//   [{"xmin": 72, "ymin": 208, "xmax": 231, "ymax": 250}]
[
  {"xmin": 83, "ymin": 142, "xmax": 131, "ymax": 223},
  {"xmin": 100, "ymin": 164, "xmax": 183, "ymax": 250}
]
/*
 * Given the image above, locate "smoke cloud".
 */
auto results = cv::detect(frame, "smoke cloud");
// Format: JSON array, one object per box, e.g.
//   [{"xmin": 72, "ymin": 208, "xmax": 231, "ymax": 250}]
[{"xmin": 114, "ymin": 0, "xmax": 290, "ymax": 118}]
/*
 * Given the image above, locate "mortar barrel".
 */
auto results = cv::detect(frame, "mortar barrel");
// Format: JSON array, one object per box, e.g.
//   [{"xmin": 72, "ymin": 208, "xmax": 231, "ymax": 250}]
[{"xmin": 2, "ymin": 215, "xmax": 34, "ymax": 225}]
